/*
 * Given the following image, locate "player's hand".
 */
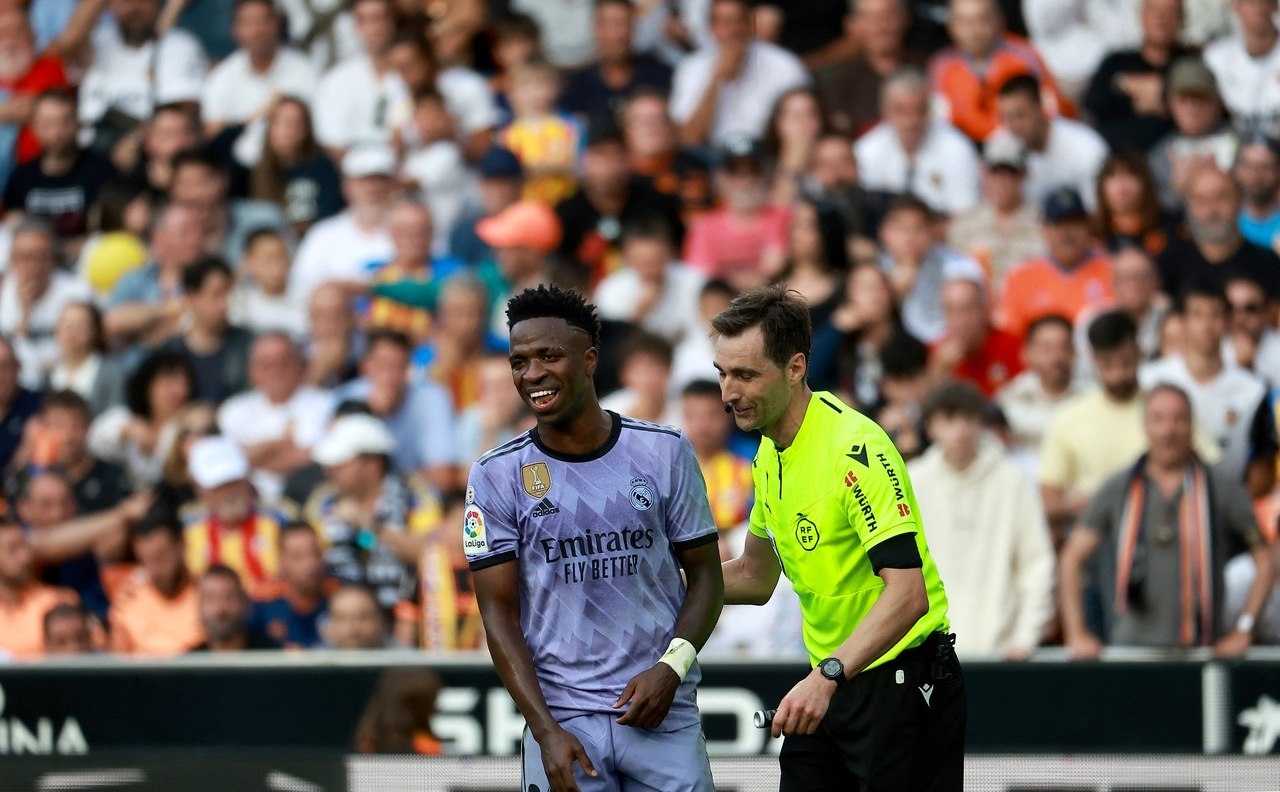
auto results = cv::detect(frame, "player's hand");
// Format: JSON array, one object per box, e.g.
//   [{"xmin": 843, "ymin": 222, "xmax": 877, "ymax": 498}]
[
  {"xmin": 771, "ymin": 669, "xmax": 837, "ymax": 738},
  {"xmin": 614, "ymin": 664, "xmax": 681, "ymax": 729},
  {"xmin": 539, "ymin": 726, "xmax": 597, "ymax": 792}
]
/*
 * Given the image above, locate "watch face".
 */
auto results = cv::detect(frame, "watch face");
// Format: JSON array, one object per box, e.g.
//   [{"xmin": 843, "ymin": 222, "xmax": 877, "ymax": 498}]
[{"xmin": 820, "ymin": 659, "xmax": 841, "ymax": 678}]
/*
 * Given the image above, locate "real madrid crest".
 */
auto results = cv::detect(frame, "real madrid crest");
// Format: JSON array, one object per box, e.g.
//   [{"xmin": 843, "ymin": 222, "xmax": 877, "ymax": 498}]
[
  {"xmin": 630, "ymin": 477, "xmax": 654, "ymax": 511},
  {"xmin": 521, "ymin": 462, "xmax": 552, "ymax": 498}
]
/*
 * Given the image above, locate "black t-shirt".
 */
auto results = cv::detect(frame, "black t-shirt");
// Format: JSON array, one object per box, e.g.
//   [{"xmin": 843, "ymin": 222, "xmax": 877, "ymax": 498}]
[
  {"xmin": 555, "ymin": 178, "xmax": 685, "ymax": 280},
  {"xmin": 1155, "ymin": 236, "xmax": 1280, "ymax": 298},
  {"xmin": 2, "ymin": 150, "xmax": 117, "ymax": 237},
  {"xmin": 282, "ymin": 155, "xmax": 345, "ymax": 229},
  {"xmin": 765, "ymin": 0, "xmax": 847, "ymax": 56},
  {"xmin": 0, "ymin": 389, "xmax": 41, "ymax": 471},
  {"xmin": 1084, "ymin": 48, "xmax": 1193, "ymax": 153},
  {"xmin": 73, "ymin": 458, "xmax": 131, "ymax": 513},
  {"xmin": 559, "ymin": 55, "xmax": 672, "ymax": 120}
]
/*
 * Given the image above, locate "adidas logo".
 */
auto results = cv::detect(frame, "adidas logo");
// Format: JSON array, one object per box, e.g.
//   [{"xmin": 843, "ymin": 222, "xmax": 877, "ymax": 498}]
[{"xmin": 531, "ymin": 499, "xmax": 560, "ymax": 518}]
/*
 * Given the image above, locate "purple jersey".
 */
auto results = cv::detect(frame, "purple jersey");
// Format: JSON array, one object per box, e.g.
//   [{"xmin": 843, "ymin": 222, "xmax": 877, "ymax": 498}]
[{"xmin": 465, "ymin": 413, "xmax": 718, "ymax": 728}]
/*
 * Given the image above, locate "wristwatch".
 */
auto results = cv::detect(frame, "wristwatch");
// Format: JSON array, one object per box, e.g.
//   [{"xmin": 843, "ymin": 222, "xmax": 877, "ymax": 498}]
[{"xmin": 818, "ymin": 657, "xmax": 847, "ymax": 686}]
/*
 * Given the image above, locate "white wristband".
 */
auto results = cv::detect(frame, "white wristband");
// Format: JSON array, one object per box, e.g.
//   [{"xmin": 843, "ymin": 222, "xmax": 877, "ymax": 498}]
[{"xmin": 657, "ymin": 638, "xmax": 697, "ymax": 681}]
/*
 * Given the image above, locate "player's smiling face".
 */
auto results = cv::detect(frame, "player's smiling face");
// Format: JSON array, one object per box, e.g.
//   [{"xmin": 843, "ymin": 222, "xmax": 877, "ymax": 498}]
[
  {"xmin": 509, "ymin": 317, "xmax": 598, "ymax": 425},
  {"xmin": 712, "ymin": 326, "xmax": 796, "ymax": 433}
]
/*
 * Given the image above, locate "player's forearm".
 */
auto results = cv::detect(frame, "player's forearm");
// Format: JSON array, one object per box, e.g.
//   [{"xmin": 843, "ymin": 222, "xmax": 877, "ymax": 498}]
[
  {"xmin": 830, "ymin": 570, "xmax": 928, "ymax": 678},
  {"xmin": 480, "ymin": 603, "xmax": 561, "ymax": 739},
  {"xmin": 673, "ymin": 543, "xmax": 724, "ymax": 650}
]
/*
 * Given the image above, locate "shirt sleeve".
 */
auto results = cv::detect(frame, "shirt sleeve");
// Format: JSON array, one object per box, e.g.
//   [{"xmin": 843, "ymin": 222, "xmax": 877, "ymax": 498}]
[
  {"xmin": 312, "ymin": 69, "xmax": 351, "ymax": 148},
  {"xmin": 663, "ymin": 435, "xmax": 719, "ymax": 551},
  {"xmin": 841, "ymin": 433, "xmax": 920, "ymax": 551},
  {"xmin": 463, "ymin": 459, "xmax": 520, "ymax": 570},
  {"xmin": 1214, "ymin": 468, "xmax": 1265, "ymax": 552},
  {"xmin": 155, "ymin": 32, "xmax": 207, "ymax": 104}
]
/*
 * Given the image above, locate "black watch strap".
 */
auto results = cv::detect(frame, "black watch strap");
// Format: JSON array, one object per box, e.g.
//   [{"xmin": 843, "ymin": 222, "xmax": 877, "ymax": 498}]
[{"xmin": 818, "ymin": 657, "xmax": 847, "ymax": 685}]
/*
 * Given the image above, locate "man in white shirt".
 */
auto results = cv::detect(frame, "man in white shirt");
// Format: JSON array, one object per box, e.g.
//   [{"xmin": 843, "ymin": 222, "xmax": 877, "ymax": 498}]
[
  {"xmin": 669, "ymin": 0, "xmax": 808, "ymax": 147},
  {"xmin": 1023, "ymin": 0, "xmax": 1142, "ymax": 96},
  {"xmin": 0, "ymin": 220, "xmax": 91, "ymax": 389},
  {"xmin": 201, "ymin": 0, "xmax": 317, "ymax": 138},
  {"xmin": 288, "ymin": 145, "xmax": 395, "ymax": 305},
  {"xmin": 855, "ymin": 67, "xmax": 981, "ymax": 215},
  {"xmin": 1204, "ymin": 0, "xmax": 1280, "ymax": 138},
  {"xmin": 992, "ymin": 74, "xmax": 1109, "ymax": 210},
  {"xmin": 217, "ymin": 333, "xmax": 334, "ymax": 505},
  {"xmin": 594, "ymin": 216, "xmax": 705, "ymax": 345},
  {"xmin": 1140, "ymin": 283, "xmax": 1272, "ymax": 484},
  {"xmin": 79, "ymin": 0, "xmax": 207, "ymax": 138},
  {"xmin": 998, "ymin": 315, "xmax": 1083, "ymax": 474},
  {"xmin": 1223, "ymin": 274, "xmax": 1280, "ymax": 387},
  {"xmin": 311, "ymin": 0, "xmax": 406, "ymax": 154}
]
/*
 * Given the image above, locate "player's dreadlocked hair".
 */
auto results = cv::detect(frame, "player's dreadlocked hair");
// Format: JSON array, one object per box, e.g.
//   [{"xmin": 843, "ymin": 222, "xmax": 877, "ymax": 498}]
[{"xmin": 505, "ymin": 284, "xmax": 602, "ymax": 347}]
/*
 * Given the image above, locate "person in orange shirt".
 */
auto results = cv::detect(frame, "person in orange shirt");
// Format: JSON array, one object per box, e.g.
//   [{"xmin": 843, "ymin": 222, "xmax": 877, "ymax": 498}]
[
  {"xmin": 998, "ymin": 187, "xmax": 1114, "ymax": 340},
  {"xmin": 109, "ymin": 508, "xmax": 204, "ymax": 656},
  {"xmin": 929, "ymin": 0, "xmax": 1072, "ymax": 142},
  {"xmin": 680, "ymin": 380, "xmax": 753, "ymax": 532},
  {"xmin": 930, "ymin": 279, "xmax": 1025, "ymax": 397},
  {"xmin": 0, "ymin": 522, "xmax": 78, "ymax": 660},
  {"xmin": 43, "ymin": 602, "xmax": 95, "ymax": 655}
]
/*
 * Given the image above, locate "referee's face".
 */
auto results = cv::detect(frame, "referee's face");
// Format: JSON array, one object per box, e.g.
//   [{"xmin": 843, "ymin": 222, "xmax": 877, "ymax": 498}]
[{"xmin": 713, "ymin": 326, "xmax": 794, "ymax": 433}]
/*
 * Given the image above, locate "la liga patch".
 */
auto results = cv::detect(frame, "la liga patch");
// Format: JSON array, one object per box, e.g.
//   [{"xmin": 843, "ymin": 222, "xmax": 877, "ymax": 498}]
[{"xmin": 463, "ymin": 505, "xmax": 488, "ymax": 557}]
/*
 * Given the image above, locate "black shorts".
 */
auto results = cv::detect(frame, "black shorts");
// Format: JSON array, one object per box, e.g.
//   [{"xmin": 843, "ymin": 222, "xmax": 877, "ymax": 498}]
[{"xmin": 779, "ymin": 632, "xmax": 967, "ymax": 792}]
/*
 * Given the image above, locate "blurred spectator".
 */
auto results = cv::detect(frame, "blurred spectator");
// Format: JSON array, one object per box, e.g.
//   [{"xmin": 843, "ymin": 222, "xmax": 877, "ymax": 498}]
[
  {"xmin": 808, "ymin": 133, "xmax": 884, "ymax": 246},
  {"xmin": 595, "ymin": 215, "xmax": 703, "ymax": 345},
  {"xmin": 997, "ymin": 315, "xmax": 1082, "ymax": 470},
  {"xmin": 108, "ymin": 506, "xmax": 204, "ymax": 655},
  {"xmin": 191, "ymin": 563, "xmax": 280, "ymax": 651},
  {"xmin": 0, "ymin": 521, "xmax": 78, "ymax": 659},
  {"xmin": 1140, "ymin": 284, "xmax": 1273, "ymax": 485},
  {"xmin": 1147, "ymin": 57, "xmax": 1236, "ymax": 213},
  {"xmin": 88, "ymin": 350, "xmax": 196, "ymax": 490},
  {"xmin": 326, "ymin": 582, "xmax": 391, "ymax": 650},
  {"xmin": 312, "ymin": 0, "xmax": 404, "ymax": 154},
  {"xmin": 1223, "ymin": 275, "xmax": 1280, "ymax": 387},
  {"xmin": 447, "ymin": 146, "xmax": 523, "ymax": 267},
  {"xmin": 672, "ymin": 278, "xmax": 735, "ymax": 395},
  {"xmin": 1094, "ymin": 150, "xmax": 1170, "ymax": 257},
  {"xmin": 50, "ymin": 303, "xmax": 128, "ymax": 418},
  {"xmin": 1074, "ymin": 247, "xmax": 1169, "ymax": 374},
  {"xmin": 305, "ymin": 413, "xmax": 442, "ymax": 613},
  {"xmin": 488, "ymin": 12, "xmax": 543, "ymax": 114},
  {"xmin": 622, "ymin": 91, "xmax": 714, "ymax": 217},
  {"xmin": 683, "ymin": 138, "xmax": 789, "ymax": 292},
  {"xmin": 0, "ymin": 336, "xmax": 41, "ymax": 472},
  {"xmin": 814, "ymin": 0, "xmax": 922, "ymax": 138},
  {"xmin": 996, "ymin": 187, "xmax": 1113, "ymax": 340},
  {"xmin": 511, "ymin": 0, "xmax": 595, "ymax": 69},
  {"xmin": 366, "ymin": 200, "xmax": 465, "ymax": 344},
  {"xmin": 555, "ymin": 117, "xmax": 684, "ymax": 284},
  {"xmin": 877, "ymin": 195, "xmax": 984, "ymax": 343},
  {"xmin": 170, "ymin": 149, "xmax": 289, "ymax": 265},
  {"xmin": 153, "ymin": 403, "xmax": 219, "ymax": 515},
  {"xmin": 276, "ymin": 0, "xmax": 360, "ymax": 70},
  {"xmin": 815, "ymin": 263, "xmax": 912, "ymax": 405},
  {"xmin": 930, "ymin": 0, "xmax": 1069, "ymax": 143},
  {"xmin": 763, "ymin": 87, "xmax": 828, "ymax": 206},
  {"xmin": 248, "ymin": 521, "xmax": 329, "ymax": 648},
  {"xmin": 42, "ymin": 602, "xmax": 93, "ymax": 655},
  {"xmin": 1234, "ymin": 136, "xmax": 1280, "ymax": 252},
  {"xmin": 248, "ymin": 97, "xmax": 346, "ymax": 237},
  {"xmin": 229, "ymin": 228, "xmax": 308, "ymax": 339},
  {"xmin": 304, "ymin": 282, "xmax": 361, "ymax": 388},
  {"xmin": 477, "ymin": 199, "xmax": 561, "ymax": 334},
  {"xmin": 157, "ymin": 258, "xmax": 250, "ymax": 405},
  {"xmin": 0, "ymin": 220, "xmax": 92, "ymax": 388},
  {"xmin": 354, "ymin": 667, "xmax": 444, "ymax": 752},
  {"xmin": 930, "ymin": 279, "xmax": 1023, "ymax": 397},
  {"xmin": 1203, "ymin": 0, "xmax": 1280, "ymax": 139},
  {"xmin": 200, "ymin": 0, "xmax": 316, "ymax": 142},
  {"xmin": 1060, "ymin": 384, "xmax": 1270, "ymax": 657},
  {"xmin": 30, "ymin": 390, "xmax": 130, "ymax": 513},
  {"xmin": 454, "ymin": 355, "xmax": 531, "ymax": 464},
  {"xmin": 754, "ymin": 0, "xmax": 854, "ymax": 69},
  {"xmin": 767, "ymin": 198, "xmax": 846, "ymax": 336},
  {"xmin": 911, "ymin": 382, "xmax": 1053, "ymax": 658},
  {"xmin": 670, "ymin": 0, "xmax": 808, "ymax": 147},
  {"xmin": 119, "ymin": 103, "xmax": 201, "ymax": 198},
  {"xmin": 872, "ymin": 330, "xmax": 932, "ymax": 459},
  {"xmin": 497, "ymin": 57, "xmax": 582, "ymax": 207},
  {"xmin": 1083, "ymin": 0, "xmax": 1189, "ymax": 153},
  {"xmin": 680, "ymin": 380, "xmax": 752, "ymax": 531},
  {"xmin": 79, "ymin": 0, "xmax": 206, "ymax": 156},
  {"xmin": 600, "ymin": 331, "xmax": 679, "ymax": 425},
  {"xmin": 854, "ymin": 67, "xmax": 980, "ymax": 215},
  {"xmin": 104, "ymin": 203, "xmax": 205, "ymax": 348},
  {"xmin": 288, "ymin": 144, "xmax": 396, "ymax": 305},
  {"xmin": 1156, "ymin": 166, "xmax": 1280, "ymax": 297},
  {"xmin": 399, "ymin": 89, "xmax": 467, "ymax": 255},
  {"xmin": 947, "ymin": 135, "xmax": 1043, "ymax": 287},
  {"xmin": 1023, "ymin": 0, "xmax": 1142, "ymax": 98},
  {"xmin": 3, "ymin": 89, "xmax": 116, "ymax": 241},
  {"xmin": 991, "ymin": 75, "xmax": 1108, "ymax": 211},
  {"xmin": 1226, "ymin": 518, "xmax": 1280, "ymax": 644},
  {"xmin": 218, "ymin": 334, "xmax": 334, "ymax": 504},
  {"xmin": 414, "ymin": 275, "xmax": 507, "ymax": 414},
  {"xmin": 0, "ymin": 7, "xmax": 68, "ymax": 185},
  {"xmin": 560, "ymin": 0, "xmax": 672, "ymax": 120}
]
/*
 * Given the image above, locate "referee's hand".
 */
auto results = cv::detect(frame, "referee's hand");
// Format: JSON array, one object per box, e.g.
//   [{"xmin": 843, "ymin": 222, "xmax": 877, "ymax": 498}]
[
  {"xmin": 539, "ymin": 726, "xmax": 597, "ymax": 792},
  {"xmin": 771, "ymin": 670, "xmax": 838, "ymax": 738}
]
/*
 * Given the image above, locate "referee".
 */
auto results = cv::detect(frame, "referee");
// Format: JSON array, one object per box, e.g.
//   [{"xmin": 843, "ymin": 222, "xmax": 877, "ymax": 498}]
[{"xmin": 712, "ymin": 287, "xmax": 965, "ymax": 791}]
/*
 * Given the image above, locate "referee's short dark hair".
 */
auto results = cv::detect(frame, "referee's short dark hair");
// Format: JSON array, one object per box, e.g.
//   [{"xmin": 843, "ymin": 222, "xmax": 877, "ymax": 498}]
[
  {"xmin": 1086, "ymin": 310, "xmax": 1138, "ymax": 354},
  {"xmin": 710, "ymin": 286, "xmax": 811, "ymax": 370}
]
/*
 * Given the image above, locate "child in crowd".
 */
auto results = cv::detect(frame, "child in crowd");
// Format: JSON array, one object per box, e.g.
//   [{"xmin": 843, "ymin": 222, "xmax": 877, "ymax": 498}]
[
  {"xmin": 400, "ymin": 89, "xmax": 469, "ymax": 256},
  {"xmin": 230, "ymin": 229, "xmax": 307, "ymax": 339},
  {"xmin": 497, "ymin": 58, "xmax": 582, "ymax": 206}
]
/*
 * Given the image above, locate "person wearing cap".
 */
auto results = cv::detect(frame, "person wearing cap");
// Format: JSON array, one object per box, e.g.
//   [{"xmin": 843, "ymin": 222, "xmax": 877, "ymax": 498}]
[
  {"xmin": 288, "ymin": 143, "xmax": 396, "ymax": 306},
  {"xmin": 947, "ymin": 135, "xmax": 1043, "ymax": 287},
  {"xmin": 1147, "ymin": 56, "xmax": 1238, "ymax": 212},
  {"xmin": 302, "ymin": 413, "xmax": 443, "ymax": 615},
  {"xmin": 997, "ymin": 187, "xmax": 1114, "ymax": 341},
  {"xmin": 683, "ymin": 137, "xmax": 790, "ymax": 292},
  {"xmin": 180, "ymin": 435, "xmax": 291, "ymax": 588},
  {"xmin": 555, "ymin": 115, "xmax": 685, "ymax": 285},
  {"xmin": 991, "ymin": 74, "xmax": 1109, "ymax": 212},
  {"xmin": 1205, "ymin": 0, "xmax": 1280, "ymax": 138},
  {"xmin": 1234, "ymin": 136, "xmax": 1280, "ymax": 251},
  {"xmin": 855, "ymin": 66, "xmax": 980, "ymax": 216},
  {"xmin": 449, "ymin": 146, "xmax": 525, "ymax": 267},
  {"xmin": 475, "ymin": 198, "xmax": 562, "ymax": 336}
]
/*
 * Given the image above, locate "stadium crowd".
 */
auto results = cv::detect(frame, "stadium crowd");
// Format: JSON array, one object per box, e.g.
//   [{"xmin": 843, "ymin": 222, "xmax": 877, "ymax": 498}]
[{"xmin": 1, "ymin": 0, "xmax": 1280, "ymax": 666}]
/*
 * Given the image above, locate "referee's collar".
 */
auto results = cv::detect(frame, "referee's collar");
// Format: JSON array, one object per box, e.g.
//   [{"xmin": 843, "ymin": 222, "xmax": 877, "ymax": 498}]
[{"xmin": 775, "ymin": 391, "xmax": 825, "ymax": 454}]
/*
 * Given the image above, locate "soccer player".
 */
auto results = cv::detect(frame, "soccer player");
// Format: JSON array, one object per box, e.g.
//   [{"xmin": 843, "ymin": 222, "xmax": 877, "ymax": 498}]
[
  {"xmin": 712, "ymin": 287, "xmax": 966, "ymax": 791},
  {"xmin": 466, "ymin": 285, "xmax": 724, "ymax": 792}
]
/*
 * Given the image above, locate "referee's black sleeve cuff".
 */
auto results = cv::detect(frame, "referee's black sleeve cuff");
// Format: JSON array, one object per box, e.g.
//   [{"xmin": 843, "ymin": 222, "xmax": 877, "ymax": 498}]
[
  {"xmin": 673, "ymin": 532, "xmax": 719, "ymax": 553},
  {"xmin": 868, "ymin": 533, "xmax": 922, "ymax": 573},
  {"xmin": 469, "ymin": 551, "xmax": 517, "ymax": 571}
]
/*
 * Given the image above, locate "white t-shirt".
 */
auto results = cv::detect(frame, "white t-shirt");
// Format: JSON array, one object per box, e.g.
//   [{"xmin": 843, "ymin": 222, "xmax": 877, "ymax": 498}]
[
  {"xmin": 0, "ymin": 270, "xmax": 93, "ymax": 389},
  {"xmin": 401, "ymin": 140, "xmax": 470, "ymax": 256},
  {"xmin": 1022, "ymin": 0, "xmax": 1142, "ymax": 87},
  {"xmin": 594, "ymin": 263, "xmax": 706, "ymax": 345},
  {"xmin": 1204, "ymin": 34, "xmax": 1280, "ymax": 138},
  {"xmin": 79, "ymin": 27, "xmax": 207, "ymax": 126},
  {"xmin": 288, "ymin": 211, "xmax": 394, "ymax": 303},
  {"xmin": 1224, "ymin": 328, "xmax": 1280, "ymax": 389},
  {"xmin": 854, "ymin": 120, "xmax": 981, "ymax": 215},
  {"xmin": 201, "ymin": 48, "xmax": 317, "ymax": 124},
  {"xmin": 510, "ymin": 0, "xmax": 597, "ymax": 68},
  {"xmin": 229, "ymin": 285, "xmax": 310, "ymax": 340},
  {"xmin": 991, "ymin": 118, "xmax": 1109, "ymax": 211},
  {"xmin": 217, "ymin": 385, "xmax": 335, "ymax": 504},
  {"xmin": 312, "ymin": 55, "xmax": 410, "ymax": 148},
  {"xmin": 670, "ymin": 40, "xmax": 809, "ymax": 145},
  {"xmin": 1139, "ymin": 355, "xmax": 1268, "ymax": 480},
  {"xmin": 436, "ymin": 67, "xmax": 500, "ymax": 136},
  {"xmin": 275, "ymin": 0, "xmax": 361, "ymax": 71}
]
